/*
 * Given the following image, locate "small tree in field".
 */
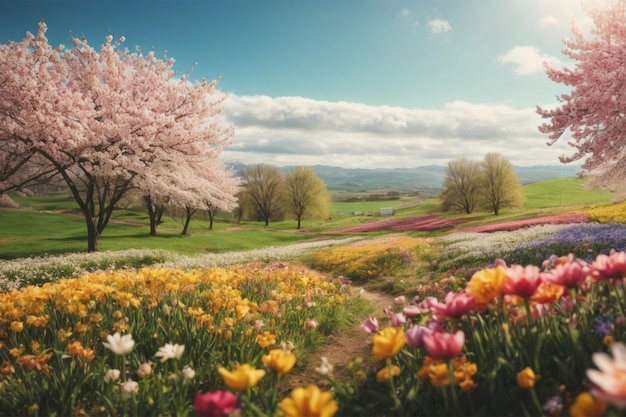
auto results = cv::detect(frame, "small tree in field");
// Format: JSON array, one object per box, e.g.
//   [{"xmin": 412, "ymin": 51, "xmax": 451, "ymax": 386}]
[
  {"xmin": 439, "ymin": 158, "xmax": 482, "ymax": 214},
  {"xmin": 0, "ymin": 23, "xmax": 234, "ymax": 251},
  {"xmin": 537, "ymin": 0, "xmax": 626, "ymax": 200},
  {"xmin": 284, "ymin": 166, "xmax": 330, "ymax": 229},
  {"xmin": 239, "ymin": 164, "xmax": 284, "ymax": 226},
  {"xmin": 479, "ymin": 152, "xmax": 524, "ymax": 215}
]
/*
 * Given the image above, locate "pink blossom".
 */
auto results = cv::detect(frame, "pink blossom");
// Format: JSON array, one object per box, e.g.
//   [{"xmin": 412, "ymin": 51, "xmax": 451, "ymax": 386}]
[
  {"xmin": 402, "ymin": 304, "xmax": 424, "ymax": 317},
  {"xmin": 422, "ymin": 330, "xmax": 465, "ymax": 360},
  {"xmin": 405, "ymin": 325, "xmax": 432, "ymax": 348},
  {"xmin": 586, "ymin": 342, "xmax": 626, "ymax": 409},
  {"xmin": 541, "ymin": 255, "xmax": 589, "ymax": 288},
  {"xmin": 589, "ymin": 251, "xmax": 626, "ymax": 281},
  {"xmin": 502, "ymin": 264, "xmax": 543, "ymax": 298},
  {"xmin": 194, "ymin": 390, "xmax": 239, "ymax": 417},
  {"xmin": 361, "ymin": 316, "xmax": 379, "ymax": 334},
  {"xmin": 391, "ymin": 313, "xmax": 406, "ymax": 327},
  {"xmin": 394, "ymin": 295, "xmax": 406, "ymax": 305},
  {"xmin": 431, "ymin": 291, "xmax": 481, "ymax": 320}
]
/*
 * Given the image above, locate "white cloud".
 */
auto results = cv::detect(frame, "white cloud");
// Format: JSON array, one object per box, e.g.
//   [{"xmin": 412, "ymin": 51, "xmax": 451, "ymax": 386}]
[
  {"xmin": 401, "ymin": 8, "xmax": 409, "ymax": 17},
  {"xmin": 539, "ymin": 15, "xmax": 560, "ymax": 28},
  {"xmin": 427, "ymin": 19, "xmax": 452, "ymax": 34},
  {"xmin": 221, "ymin": 95, "xmax": 573, "ymax": 169},
  {"xmin": 498, "ymin": 45, "xmax": 561, "ymax": 76}
]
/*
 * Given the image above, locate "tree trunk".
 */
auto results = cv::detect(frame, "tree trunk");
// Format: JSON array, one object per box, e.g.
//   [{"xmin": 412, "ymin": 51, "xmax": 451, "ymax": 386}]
[
  {"xmin": 207, "ymin": 207, "xmax": 216, "ymax": 230},
  {"xmin": 86, "ymin": 216, "xmax": 100, "ymax": 252},
  {"xmin": 146, "ymin": 197, "xmax": 158, "ymax": 236},
  {"xmin": 181, "ymin": 206, "xmax": 195, "ymax": 235},
  {"xmin": 297, "ymin": 217, "xmax": 302, "ymax": 230}
]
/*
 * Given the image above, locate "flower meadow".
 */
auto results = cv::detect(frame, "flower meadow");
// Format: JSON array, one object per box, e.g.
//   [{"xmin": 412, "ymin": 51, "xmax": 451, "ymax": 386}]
[
  {"xmin": 0, "ymin": 263, "xmax": 351, "ymax": 416},
  {"xmin": 2, "ymin": 222, "xmax": 626, "ymax": 416},
  {"xmin": 344, "ymin": 250, "xmax": 626, "ymax": 416}
]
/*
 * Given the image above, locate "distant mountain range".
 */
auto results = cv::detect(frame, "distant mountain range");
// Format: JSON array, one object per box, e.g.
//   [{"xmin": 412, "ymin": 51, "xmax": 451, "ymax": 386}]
[{"xmin": 231, "ymin": 163, "xmax": 582, "ymax": 193}]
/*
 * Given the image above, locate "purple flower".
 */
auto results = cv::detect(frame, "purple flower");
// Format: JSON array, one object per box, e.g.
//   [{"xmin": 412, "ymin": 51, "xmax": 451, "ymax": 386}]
[
  {"xmin": 405, "ymin": 325, "xmax": 432, "ymax": 348},
  {"xmin": 593, "ymin": 314, "xmax": 613, "ymax": 338},
  {"xmin": 391, "ymin": 313, "xmax": 406, "ymax": 327},
  {"xmin": 361, "ymin": 316, "xmax": 379, "ymax": 334},
  {"xmin": 542, "ymin": 395, "xmax": 563, "ymax": 416}
]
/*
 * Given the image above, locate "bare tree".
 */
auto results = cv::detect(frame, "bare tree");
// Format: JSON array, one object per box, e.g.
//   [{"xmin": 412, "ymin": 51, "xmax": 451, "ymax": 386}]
[
  {"xmin": 239, "ymin": 164, "xmax": 284, "ymax": 226},
  {"xmin": 439, "ymin": 158, "xmax": 482, "ymax": 214}
]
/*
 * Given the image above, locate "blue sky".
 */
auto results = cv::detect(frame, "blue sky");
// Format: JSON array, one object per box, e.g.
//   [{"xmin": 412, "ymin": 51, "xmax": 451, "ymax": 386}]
[{"xmin": 2, "ymin": 0, "xmax": 593, "ymax": 169}]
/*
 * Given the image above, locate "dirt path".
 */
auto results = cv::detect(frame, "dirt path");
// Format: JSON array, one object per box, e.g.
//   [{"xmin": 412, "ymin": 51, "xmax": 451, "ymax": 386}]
[{"xmin": 280, "ymin": 286, "xmax": 397, "ymax": 392}]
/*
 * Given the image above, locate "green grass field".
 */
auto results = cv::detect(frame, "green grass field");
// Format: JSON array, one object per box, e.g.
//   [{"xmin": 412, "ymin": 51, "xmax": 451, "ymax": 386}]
[{"xmin": 0, "ymin": 177, "xmax": 613, "ymax": 260}]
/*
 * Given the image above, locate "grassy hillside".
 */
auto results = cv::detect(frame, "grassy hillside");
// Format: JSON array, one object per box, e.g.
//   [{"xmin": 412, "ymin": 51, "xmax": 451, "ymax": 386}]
[
  {"xmin": 0, "ymin": 177, "xmax": 613, "ymax": 260},
  {"xmin": 523, "ymin": 177, "xmax": 612, "ymax": 209}
]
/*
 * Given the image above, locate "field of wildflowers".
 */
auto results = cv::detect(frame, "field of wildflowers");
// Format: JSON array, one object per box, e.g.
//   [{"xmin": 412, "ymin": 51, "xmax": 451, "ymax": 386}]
[
  {"xmin": 0, "ymin": 263, "xmax": 352, "ymax": 416},
  {"xmin": 338, "ymin": 215, "xmax": 462, "ymax": 233},
  {"xmin": 338, "ymin": 250, "xmax": 626, "ymax": 416},
  {"xmin": 2, "ymin": 214, "xmax": 626, "ymax": 416},
  {"xmin": 584, "ymin": 201, "xmax": 626, "ymax": 224}
]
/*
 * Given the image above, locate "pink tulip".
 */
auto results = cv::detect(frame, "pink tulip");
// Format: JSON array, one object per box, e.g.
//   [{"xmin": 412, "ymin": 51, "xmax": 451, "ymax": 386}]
[
  {"xmin": 541, "ymin": 255, "xmax": 589, "ymax": 288},
  {"xmin": 194, "ymin": 390, "xmax": 239, "ymax": 417},
  {"xmin": 590, "ymin": 251, "xmax": 626, "ymax": 281},
  {"xmin": 361, "ymin": 316, "xmax": 379, "ymax": 334},
  {"xmin": 402, "ymin": 304, "xmax": 424, "ymax": 317},
  {"xmin": 422, "ymin": 330, "xmax": 465, "ymax": 360},
  {"xmin": 502, "ymin": 264, "xmax": 543, "ymax": 298},
  {"xmin": 405, "ymin": 325, "xmax": 432, "ymax": 348},
  {"xmin": 391, "ymin": 313, "xmax": 406, "ymax": 327},
  {"xmin": 431, "ymin": 291, "xmax": 481, "ymax": 320}
]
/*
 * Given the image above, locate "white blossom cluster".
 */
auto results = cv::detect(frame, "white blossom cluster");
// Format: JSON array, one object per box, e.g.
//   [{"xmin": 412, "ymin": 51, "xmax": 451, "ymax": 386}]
[
  {"xmin": 0, "ymin": 238, "xmax": 362, "ymax": 292},
  {"xmin": 438, "ymin": 224, "xmax": 572, "ymax": 266}
]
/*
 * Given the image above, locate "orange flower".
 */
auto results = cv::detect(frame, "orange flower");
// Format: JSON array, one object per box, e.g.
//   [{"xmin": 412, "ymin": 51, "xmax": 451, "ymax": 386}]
[
  {"xmin": 376, "ymin": 365, "xmax": 401, "ymax": 382},
  {"xmin": 10, "ymin": 321, "xmax": 24, "ymax": 333},
  {"xmin": 530, "ymin": 282, "xmax": 565, "ymax": 304},
  {"xmin": 17, "ymin": 351, "xmax": 53, "ymax": 372},
  {"xmin": 466, "ymin": 267, "xmax": 505, "ymax": 304},
  {"xmin": 516, "ymin": 367, "xmax": 537, "ymax": 389},
  {"xmin": 0, "ymin": 361, "xmax": 15, "ymax": 376},
  {"xmin": 569, "ymin": 392, "xmax": 607, "ymax": 417}
]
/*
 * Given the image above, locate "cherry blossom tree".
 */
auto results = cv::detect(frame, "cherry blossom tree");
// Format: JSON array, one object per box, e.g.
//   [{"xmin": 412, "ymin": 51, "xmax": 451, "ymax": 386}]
[
  {"xmin": 0, "ymin": 22, "xmax": 235, "ymax": 251},
  {"xmin": 537, "ymin": 0, "xmax": 626, "ymax": 199}
]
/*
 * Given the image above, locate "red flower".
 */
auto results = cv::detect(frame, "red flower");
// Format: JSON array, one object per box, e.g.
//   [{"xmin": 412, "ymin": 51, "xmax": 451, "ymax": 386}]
[
  {"xmin": 194, "ymin": 390, "xmax": 239, "ymax": 417},
  {"xmin": 423, "ymin": 330, "xmax": 465, "ymax": 360}
]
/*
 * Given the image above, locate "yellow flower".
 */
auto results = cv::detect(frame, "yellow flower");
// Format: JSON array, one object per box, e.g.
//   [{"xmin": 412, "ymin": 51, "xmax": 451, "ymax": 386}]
[
  {"xmin": 516, "ymin": 367, "xmax": 537, "ymax": 389},
  {"xmin": 10, "ymin": 321, "xmax": 24, "ymax": 333},
  {"xmin": 279, "ymin": 384, "xmax": 338, "ymax": 417},
  {"xmin": 466, "ymin": 267, "xmax": 505, "ymax": 304},
  {"xmin": 262, "ymin": 349, "xmax": 297, "ymax": 375},
  {"xmin": 372, "ymin": 327, "xmax": 406, "ymax": 360},
  {"xmin": 218, "ymin": 363, "xmax": 266, "ymax": 391},
  {"xmin": 376, "ymin": 365, "xmax": 400, "ymax": 382},
  {"xmin": 569, "ymin": 392, "xmax": 607, "ymax": 417},
  {"xmin": 257, "ymin": 331, "xmax": 277, "ymax": 349}
]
